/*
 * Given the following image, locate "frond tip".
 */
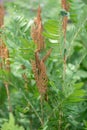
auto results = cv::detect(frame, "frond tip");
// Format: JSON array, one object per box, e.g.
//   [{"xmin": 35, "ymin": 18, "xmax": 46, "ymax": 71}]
[{"xmin": 31, "ymin": 5, "xmax": 44, "ymax": 51}]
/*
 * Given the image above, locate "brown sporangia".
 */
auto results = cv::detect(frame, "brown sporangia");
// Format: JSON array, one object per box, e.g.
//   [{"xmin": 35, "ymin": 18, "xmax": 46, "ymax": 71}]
[
  {"xmin": 0, "ymin": 4, "xmax": 4, "ymax": 27},
  {"xmin": 0, "ymin": 4, "xmax": 10, "ymax": 71},
  {"xmin": 61, "ymin": 0, "xmax": 69, "ymax": 38},
  {"xmin": 0, "ymin": 3, "xmax": 11, "ymax": 112},
  {"xmin": 31, "ymin": 49, "xmax": 52, "ymax": 96},
  {"xmin": 0, "ymin": 43, "xmax": 10, "ymax": 70},
  {"xmin": 31, "ymin": 6, "xmax": 51, "ymax": 98},
  {"xmin": 61, "ymin": 0, "xmax": 69, "ymax": 11},
  {"xmin": 31, "ymin": 5, "xmax": 44, "ymax": 52}
]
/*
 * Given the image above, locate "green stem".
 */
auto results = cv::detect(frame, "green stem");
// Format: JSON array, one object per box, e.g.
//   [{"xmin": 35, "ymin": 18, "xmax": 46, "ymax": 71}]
[{"xmin": 22, "ymin": 91, "xmax": 43, "ymax": 125}]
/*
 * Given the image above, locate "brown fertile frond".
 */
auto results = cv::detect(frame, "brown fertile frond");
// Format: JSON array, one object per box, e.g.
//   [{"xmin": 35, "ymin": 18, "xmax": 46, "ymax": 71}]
[
  {"xmin": 31, "ymin": 51, "xmax": 48, "ymax": 96},
  {"xmin": 31, "ymin": 60, "xmax": 38, "ymax": 82},
  {"xmin": 0, "ymin": 4, "xmax": 4, "ymax": 27},
  {"xmin": 35, "ymin": 51, "xmax": 41, "ymax": 70},
  {"xmin": 63, "ymin": 16, "xmax": 68, "ymax": 39},
  {"xmin": 42, "ymin": 49, "xmax": 52, "ymax": 62},
  {"xmin": 61, "ymin": 0, "xmax": 69, "ymax": 39},
  {"xmin": 38, "ymin": 60, "xmax": 48, "ymax": 95},
  {"xmin": 31, "ymin": 6, "xmax": 44, "ymax": 51},
  {"xmin": 0, "ymin": 43, "xmax": 10, "ymax": 71},
  {"xmin": 61, "ymin": 0, "xmax": 69, "ymax": 11},
  {"xmin": 31, "ymin": 6, "xmax": 51, "ymax": 99},
  {"xmin": 31, "ymin": 59, "xmax": 48, "ymax": 95},
  {"xmin": 0, "ymin": 4, "xmax": 11, "ymax": 112},
  {"xmin": 0, "ymin": 4, "xmax": 10, "ymax": 71}
]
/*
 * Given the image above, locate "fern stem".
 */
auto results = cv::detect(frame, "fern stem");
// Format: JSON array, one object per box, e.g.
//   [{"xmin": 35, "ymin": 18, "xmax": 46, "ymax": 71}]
[
  {"xmin": 22, "ymin": 91, "xmax": 43, "ymax": 125},
  {"xmin": 4, "ymin": 82, "xmax": 12, "ymax": 112},
  {"xmin": 58, "ymin": 109, "xmax": 63, "ymax": 130},
  {"xmin": 40, "ymin": 97, "xmax": 44, "ymax": 126}
]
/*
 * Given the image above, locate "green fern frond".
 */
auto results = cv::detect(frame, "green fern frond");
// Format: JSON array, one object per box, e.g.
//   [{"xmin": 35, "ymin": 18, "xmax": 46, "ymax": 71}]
[
  {"xmin": 1, "ymin": 113, "xmax": 24, "ymax": 130},
  {"xmin": 44, "ymin": 19, "xmax": 62, "ymax": 41},
  {"xmin": 67, "ymin": 0, "xmax": 84, "ymax": 23},
  {"xmin": 63, "ymin": 82, "xmax": 86, "ymax": 104}
]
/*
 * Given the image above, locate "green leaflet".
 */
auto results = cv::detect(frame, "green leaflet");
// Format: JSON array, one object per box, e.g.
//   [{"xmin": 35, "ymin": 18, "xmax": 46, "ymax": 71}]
[
  {"xmin": 1, "ymin": 113, "xmax": 24, "ymax": 130},
  {"xmin": 44, "ymin": 19, "xmax": 61, "ymax": 40},
  {"xmin": 63, "ymin": 82, "xmax": 86, "ymax": 104}
]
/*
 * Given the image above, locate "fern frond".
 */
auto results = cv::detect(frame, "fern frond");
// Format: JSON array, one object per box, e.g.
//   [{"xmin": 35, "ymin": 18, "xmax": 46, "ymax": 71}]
[
  {"xmin": 1, "ymin": 113, "xmax": 24, "ymax": 130},
  {"xmin": 44, "ymin": 19, "xmax": 61, "ymax": 41}
]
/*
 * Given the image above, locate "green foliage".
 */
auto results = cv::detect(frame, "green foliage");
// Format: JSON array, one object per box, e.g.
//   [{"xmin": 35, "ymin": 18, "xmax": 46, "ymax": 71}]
[
  {"xmin": 1, "ymin": 113, "xmax": 24, "ymax": 130},
  {"xmin": 0, "ymin": 0, "xmax": 87, "ymax": 130}
]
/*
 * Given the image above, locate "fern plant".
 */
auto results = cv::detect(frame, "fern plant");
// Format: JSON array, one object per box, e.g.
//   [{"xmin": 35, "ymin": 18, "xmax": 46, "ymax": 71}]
[
  {"xmin": 1, "ymin": 113, "xmax": 24, "ymax": 130},
  {"xmin": 0, "ymin": 0, "xmax": 87, "ymax": 130}
]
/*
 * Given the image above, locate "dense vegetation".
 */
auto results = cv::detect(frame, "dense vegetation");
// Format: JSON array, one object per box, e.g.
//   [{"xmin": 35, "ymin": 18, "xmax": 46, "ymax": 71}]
[{"xmin": 0, "ymin": 0, "xmax": 87, "ymax": 130}]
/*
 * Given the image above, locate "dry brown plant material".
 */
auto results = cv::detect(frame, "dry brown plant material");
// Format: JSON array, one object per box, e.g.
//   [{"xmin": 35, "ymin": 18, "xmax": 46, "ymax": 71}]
[
  {"xmin": 0, "ymin": 3, "xmax": 11, "ymax": 112},
  {"xmin": 0, "ymin": 4, "xmax": 4, "ymax": 27},
  {"xmin": 31, "ymin": 5, "xmax": 44, "ymax": 52},
  {"xmin": 63, "ymin": 16, "xmax": 68, "ymax": 39},
  {"xmin": 61, "ymin": 0, "xmax": 69, "ymax": 11},
  {"xmin": 0, "ymin": 43, "xmax": 10, "ymax": 70},
  {"xmin": 31, "ymin": 53, "xmax": 48, "ymax": 95},
  {"xmin": 31, "ymin": 6, "xmax": 51, "ymax": 98},
  {"xmin": 61, "ymin": 0, "xmax": 69, "ymax": 38},
  {"xmin": 0, "ymin": 4, "xmax": 10, "ymax": 71},
  {"xmin": 42, "ymin": 49, "xmax": 52, "ymax": 62}
]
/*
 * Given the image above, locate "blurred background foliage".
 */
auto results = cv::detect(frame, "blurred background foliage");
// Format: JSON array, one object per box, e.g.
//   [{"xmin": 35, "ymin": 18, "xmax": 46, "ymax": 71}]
[{"xmin": 0, "ymin": 0, "xmax": 87, "ymax": 130}]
